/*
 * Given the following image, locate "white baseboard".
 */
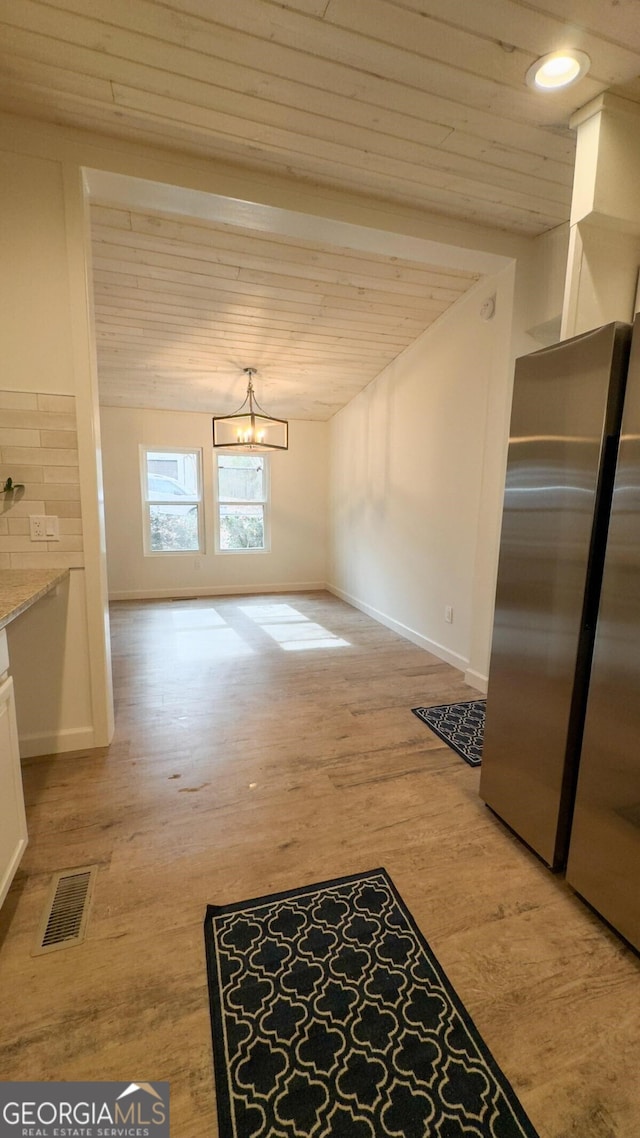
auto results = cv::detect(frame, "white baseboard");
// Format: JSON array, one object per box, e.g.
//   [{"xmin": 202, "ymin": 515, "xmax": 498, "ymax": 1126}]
[
  {"xmin": 19, "ymin": 726, "xmax": 95, "ymax": 759},
  {"xmin": 109, "ymin": 581, "xmax": 327, "ymax": 601},
  {"xmin": 326, "ymin": 584, "xmax": 468, "ymax": 672},
  {"xmin": 464, "ymin": 668, "xmax": 488, "ymax": 694}
]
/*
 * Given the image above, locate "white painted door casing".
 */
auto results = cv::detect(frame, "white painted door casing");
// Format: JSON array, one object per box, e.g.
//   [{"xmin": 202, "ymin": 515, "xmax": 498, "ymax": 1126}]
[{"xmin": 0, "ymin": 672, "xmax": 28, "ymax": 908}]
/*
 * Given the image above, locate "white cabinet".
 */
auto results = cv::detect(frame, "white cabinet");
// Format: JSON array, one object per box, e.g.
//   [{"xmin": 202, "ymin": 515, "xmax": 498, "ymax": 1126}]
[
  {"xmin": 0, "ymin": 639, "xmax": 27, "ymax": 906},
  {"xmin": 0, "ymin": 571, "xmax": 67, "ymax": 909}
]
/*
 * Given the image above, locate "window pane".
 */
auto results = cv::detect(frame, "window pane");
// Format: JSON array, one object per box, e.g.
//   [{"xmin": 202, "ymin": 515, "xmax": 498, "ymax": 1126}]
[
  {"xmin": 219, "ymin": 504, "xmax": 265, "ymax": 550},
  {"xmin": 146, "ymin": 451, "xmax": 199, "ymax": 499},
  {"xmin": 149, "ymin": 505, "xmax": 200, "ymax": 551},
  {"xmin": 218, "ymin": 455, "xmax": 264, "ymax": 502}
]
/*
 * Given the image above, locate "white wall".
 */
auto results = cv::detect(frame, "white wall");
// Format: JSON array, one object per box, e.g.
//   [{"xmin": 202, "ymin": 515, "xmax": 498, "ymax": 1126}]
[
  {"xmin": 518, "ymin": 223, "xmax": 568, "ymax": 345},
  {"xmin": 328, "ymin": 267, "xmax": 518, "ymax": 687},
  {"xmin": 327, "ymin": 108, "xmax": 640, "ymax": 692},
  {"xmin": 0, "ymin": 110, "xmax": 525, "ymax": 756},
  {"xmin": 101, "ymin": 407, "xmax": 327, "ymax": 598},
  {"xmin": 0, "ymin": 109, "xmax": 562, "ymax": 750},
  {"xmin": 0, "ymin": 153, "xmax": 101, "ymax": 755},
  {"xmin": 327, "ymin": 230, "xmax": 573, "ymax": 689},
  {"xmin": 0, "ymin": 151, "xmax": 75, "ymax": 395}
]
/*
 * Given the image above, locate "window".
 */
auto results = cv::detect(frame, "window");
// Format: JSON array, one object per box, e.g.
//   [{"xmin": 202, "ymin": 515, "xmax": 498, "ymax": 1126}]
[
  {"xmin": 216, "ymin": 454, "xmax": 269, "ymax": 552},
  {"xmin": 141, "ymin": 448, "xmax": 202, "ymax": 553}
]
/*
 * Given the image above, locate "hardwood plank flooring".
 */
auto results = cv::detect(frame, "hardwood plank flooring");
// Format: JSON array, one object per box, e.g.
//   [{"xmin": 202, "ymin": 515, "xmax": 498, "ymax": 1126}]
[{"xmin": 0, "ymin": 592, "xmax": 638, "ymax": 1138}]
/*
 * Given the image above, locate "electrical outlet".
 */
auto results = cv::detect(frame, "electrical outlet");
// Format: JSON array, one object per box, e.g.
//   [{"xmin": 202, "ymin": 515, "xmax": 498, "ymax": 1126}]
[
  {"xmin": 29, "ymin": 515, "xmax": 48, "ymax": 541},
  {"xmin": 445, "ymin": 605, "xmax": 453, "ymax": 624},
  {"xmin": 29, "ymin": 515, "xmax": 59, "ymax": 541}
]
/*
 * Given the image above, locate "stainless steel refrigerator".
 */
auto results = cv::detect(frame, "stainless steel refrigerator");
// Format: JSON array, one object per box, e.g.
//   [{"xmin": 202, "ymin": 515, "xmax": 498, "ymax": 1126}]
[
  {"xmin": 566, "ymin": 318, "xmax": 640, "ymax": 951},
  {"xmin": 480, "ymin": 322, "xmax": 633, "ymax": 872}
]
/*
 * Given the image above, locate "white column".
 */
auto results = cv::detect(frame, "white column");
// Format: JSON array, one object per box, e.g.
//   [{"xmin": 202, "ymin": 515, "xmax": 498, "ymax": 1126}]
[
  {"xmin": 562, "ymin": 94, "xmax": 640, "ymax": 338},
  {"xmin": 62, "ymin": 164, "xmax": 115, "ymax": 747}
]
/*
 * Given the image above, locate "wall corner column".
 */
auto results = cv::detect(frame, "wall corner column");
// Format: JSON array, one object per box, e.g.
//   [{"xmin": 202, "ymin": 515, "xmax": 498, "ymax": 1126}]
[
  {"xmin": 562, "ymin": 94, "xmax": 640, "ymax": 338},
  {"xmin": 62, "ymin": 163, "xmax": 114, "ymax": 747}
]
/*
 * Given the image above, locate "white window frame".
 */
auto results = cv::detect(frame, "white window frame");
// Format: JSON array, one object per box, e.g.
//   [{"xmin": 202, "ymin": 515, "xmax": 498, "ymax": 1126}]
[
  {"xmin": 140, "ymin": 445, "xmax": 203, "ymax": 556},
  {"xmin": 215, "ymin": 452, "xmax": 270, "ymax": 554}
]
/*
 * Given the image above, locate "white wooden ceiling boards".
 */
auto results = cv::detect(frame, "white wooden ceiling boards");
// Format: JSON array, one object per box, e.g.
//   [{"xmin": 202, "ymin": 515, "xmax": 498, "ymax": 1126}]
[
  {"xmin": 90, "ymin": 203, "xmax": 480, "ymax": 418},
  {"xmin": 2, "ymin": 0, "xmax": 640, "ymax": 232},
  {"xmin": 2, "ymin": 0, "xmax": 640, "ymax": 415}
]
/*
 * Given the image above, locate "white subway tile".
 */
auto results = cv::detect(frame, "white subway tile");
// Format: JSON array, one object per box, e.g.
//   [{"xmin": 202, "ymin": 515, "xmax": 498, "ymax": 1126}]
[
  {"xmin": 37, "ymin": 394, "xmax": 76, "ymax": 412},
  {"xmin": 44, "ymin": 466, "xmax": 80, "ymax": 483},
  {"xmin": 0, "ymin": 429, "xmax": 41, "ymax": 446},
  {"xmin": 9, "ymin": 551, "xmax": 52, "ymax": 567},
  {"xmin": 0, "ymin": 392, "xmax": 38, "ymax": 411},
  {"xmin": 59, "ymin": 518, "xmax": 83, "ymax": 534},
  {"xmin": 24, "ymin": 484, "xmax": 80, "ymax": 500},
  {"xmin": 0, "ymin": 499, "xmax": 45, "ymax": 515},
  {"xmin": 0, "ymin": 465, "xmax": 44, "ymax": 482},
  {"xmin": 1, "ymin": 447, "xmax": 79, "ymax": 465},
  {"xmin": 41, "ymin": 430, "xmax": 78, "ymax": 448},
  {"xmin": 47, "ymin": 500, "xmax": 82, "ymax": 518},
  {"xmin": 0, "ymin": 536, "xmax": 38, "ymax": 552},
  {"xmin": 49, "ymin": 536, "xmax": 83, "ymax": 552},
  {"xmin": 10, "ymin": 551, "xmax": 84, "ymax": 568},
  {"xmin": 0, "ymin": 409, "xmax": 76, "ymax": 430}
]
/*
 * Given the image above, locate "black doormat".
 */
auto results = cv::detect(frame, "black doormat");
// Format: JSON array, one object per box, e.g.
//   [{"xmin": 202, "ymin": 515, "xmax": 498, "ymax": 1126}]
[
  {"xmin": 412, "ymin": 699, "xmax": 486, "ymax": 767},
  {"xmin": 204, "ymin": 868, "xmax": 538, "ymax": 1138}
]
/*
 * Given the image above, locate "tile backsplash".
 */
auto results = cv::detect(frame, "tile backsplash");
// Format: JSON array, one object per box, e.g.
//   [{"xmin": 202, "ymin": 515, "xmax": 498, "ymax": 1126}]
[{"xmin": 0, "ymin": 390, "xmax": 84, "ymax": 570}]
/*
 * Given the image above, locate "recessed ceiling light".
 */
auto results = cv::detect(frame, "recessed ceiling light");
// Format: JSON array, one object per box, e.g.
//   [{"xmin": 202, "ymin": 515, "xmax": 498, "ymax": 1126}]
[{"xmin": 526, "ymin": 49, "xmax": 591, "ymax": 91}]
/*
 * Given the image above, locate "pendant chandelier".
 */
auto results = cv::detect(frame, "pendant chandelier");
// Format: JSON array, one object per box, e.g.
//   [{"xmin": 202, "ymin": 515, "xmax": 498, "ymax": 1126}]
[{"xmin": 212, "ymin": 368, "xmax": 288, "ymax": 451}]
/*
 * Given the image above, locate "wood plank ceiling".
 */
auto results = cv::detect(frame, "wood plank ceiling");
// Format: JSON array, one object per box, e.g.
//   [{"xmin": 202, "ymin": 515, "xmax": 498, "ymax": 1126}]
[
  {"xmin": 90, "ymin": 204, "xmax": 480, "ymax": 418},
  {"xmin": 2, "ymin": 0, "xmax": 639, "ymax": 416}
]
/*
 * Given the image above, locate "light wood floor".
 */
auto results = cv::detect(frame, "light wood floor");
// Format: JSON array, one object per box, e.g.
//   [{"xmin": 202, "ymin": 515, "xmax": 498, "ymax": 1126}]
[{"xmin": 1, "ymin": 592, "xmax": 638, "ymax": 1137}]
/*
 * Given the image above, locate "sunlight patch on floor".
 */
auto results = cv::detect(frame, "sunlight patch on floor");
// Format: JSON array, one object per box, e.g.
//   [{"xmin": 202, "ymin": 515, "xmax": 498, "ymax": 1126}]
[
  {"xmin": 239, "ymin": 604, "xmax": 351, "ymax": 650},
  {"xmin": 175, "ymin": 627, "xmax": 254, "ymax": 659},
  {"xmin": 170, "ymin": 608, "xmax": 228, "ymax": 629}
]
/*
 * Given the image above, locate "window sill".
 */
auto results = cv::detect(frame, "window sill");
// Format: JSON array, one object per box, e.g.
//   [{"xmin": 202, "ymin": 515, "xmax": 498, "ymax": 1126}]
[{"xmin": 215, "ymin": 547, "xmax": 270, "ymax": 555}]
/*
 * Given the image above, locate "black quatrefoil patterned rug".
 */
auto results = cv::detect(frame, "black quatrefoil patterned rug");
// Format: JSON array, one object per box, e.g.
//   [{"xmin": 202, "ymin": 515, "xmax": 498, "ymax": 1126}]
[
  {"xmin": 204, "ymin": 868, "xmax": 539, "ymax": 1138},
  {"xmin": 412, "ymin": 700, "xmax": 487, "ymax": 767}
]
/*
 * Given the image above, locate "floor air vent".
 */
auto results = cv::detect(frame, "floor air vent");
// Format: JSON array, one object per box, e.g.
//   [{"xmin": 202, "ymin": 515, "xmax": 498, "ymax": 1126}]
[{"xmin": 32, "ymin": 865, "xmax": 97, "ymax": 956}]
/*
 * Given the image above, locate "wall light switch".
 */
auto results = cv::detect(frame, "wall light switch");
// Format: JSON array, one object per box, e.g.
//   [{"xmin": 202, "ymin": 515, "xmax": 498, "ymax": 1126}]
[
  {"xmin": 445, "ymin": 605, "xmax": 453, "ymax": 624},
  {"xmin": 45, "ymin": 515, "xmax": 59, "ymax": 540}
]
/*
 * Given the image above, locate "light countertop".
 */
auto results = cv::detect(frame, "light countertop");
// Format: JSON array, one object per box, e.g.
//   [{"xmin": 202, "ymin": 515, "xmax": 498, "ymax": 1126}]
[{"xmin": 0, "ymin": 569, "xmax": 70, "ymax": 632}]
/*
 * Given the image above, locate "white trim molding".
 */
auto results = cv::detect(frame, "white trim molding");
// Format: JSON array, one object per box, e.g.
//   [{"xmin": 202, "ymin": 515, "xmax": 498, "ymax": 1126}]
[
  {"xmin": 19, "ymin": 726, "xmax": 96, "ymax": 760},
  {"xmin": 464, "ymin": 669, "xmax": 488, "ymax": 695},
  {"xmin": 327, "ymin": 584, "xmax": 468, "ymax": 673},
  {"xmin": 109, "ymin": 582, "xmax": 327, "ymax": 601}
]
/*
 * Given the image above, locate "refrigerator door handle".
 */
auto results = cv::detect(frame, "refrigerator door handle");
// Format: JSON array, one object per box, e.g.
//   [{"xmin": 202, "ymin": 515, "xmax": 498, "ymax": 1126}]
[
  {"xmin": 556, "ymin": 430, "xmax": 624, "ymax": 867},
  {"xmin": 582, "ymin": 432, "xmax": 620, "ymax": 635}
]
